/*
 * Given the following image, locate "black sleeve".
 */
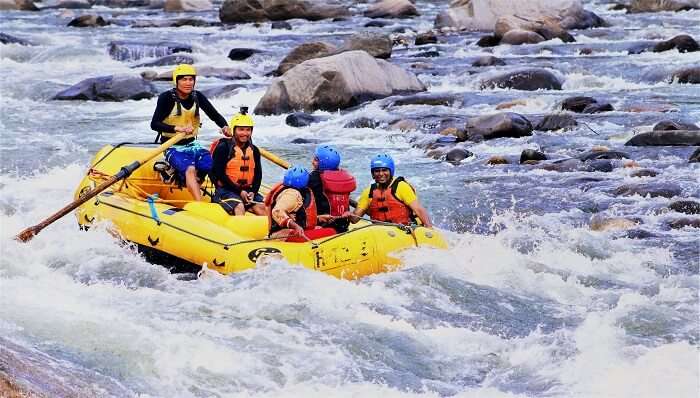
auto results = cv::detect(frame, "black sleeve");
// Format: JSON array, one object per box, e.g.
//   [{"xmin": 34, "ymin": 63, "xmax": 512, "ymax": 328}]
[
  {"xmin": 196, "ymin": 92, "xmax": 228, "ymax": 128},
  {"xmin": 251, "ymin": 145, "xmax": 262, "ymax": 194},
  {"xmin": 212, "ymin": 140, "xmax": 240, "ymax": 193},
  {"xmin": 309, "ymin": 171, "xmax": 330, "ymax": 215},
  {"xmin": 150, "ymin": 92, "xmax": 176, "ymax": 134}
]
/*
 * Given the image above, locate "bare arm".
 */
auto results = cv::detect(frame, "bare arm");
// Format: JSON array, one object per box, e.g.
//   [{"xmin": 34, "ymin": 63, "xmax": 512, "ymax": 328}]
[{"xmin": 408, "ymin": 200, "xmax": 432, "ymax": 228}]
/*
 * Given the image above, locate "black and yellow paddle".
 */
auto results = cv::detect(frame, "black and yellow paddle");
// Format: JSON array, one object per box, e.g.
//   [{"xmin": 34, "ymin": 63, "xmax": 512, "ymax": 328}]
[{"xmin": 15, "ymin": 133, "xmax": 187, "ymax": 242}]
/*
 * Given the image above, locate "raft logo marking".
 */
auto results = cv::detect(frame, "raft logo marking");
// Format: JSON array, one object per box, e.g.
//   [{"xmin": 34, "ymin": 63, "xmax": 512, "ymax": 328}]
[{"xmin": 248, "ymin": 247, "xmax": 282, "ymax": 262}]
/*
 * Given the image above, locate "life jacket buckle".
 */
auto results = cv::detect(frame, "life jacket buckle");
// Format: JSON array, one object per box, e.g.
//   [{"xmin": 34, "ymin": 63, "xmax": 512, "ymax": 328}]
[{"xmin": 239, "ymin": 166, "xmax": 250, "ymax": 172}]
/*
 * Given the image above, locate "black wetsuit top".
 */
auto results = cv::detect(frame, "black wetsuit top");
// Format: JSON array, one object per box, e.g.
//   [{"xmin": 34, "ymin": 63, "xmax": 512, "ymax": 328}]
[
  {"xmin": 211, "ymin": 140, "xmax": 263, "ymax": 195},
  {"xmin": 150, "ymin": 89, "xmax": 228, "ymax": 144}
]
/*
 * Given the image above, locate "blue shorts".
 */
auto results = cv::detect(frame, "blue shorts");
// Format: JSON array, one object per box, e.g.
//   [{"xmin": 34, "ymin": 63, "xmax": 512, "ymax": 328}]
[
  {"xmin": 214, "ymin": 187, "xmax": 263, "ymax": 214},
  {"xmin": 165, "ymin": 143, "xmax": 212, "ymax": 179}
]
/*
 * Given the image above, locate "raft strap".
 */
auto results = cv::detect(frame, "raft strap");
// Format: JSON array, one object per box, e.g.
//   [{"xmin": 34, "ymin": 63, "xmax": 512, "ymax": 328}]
[{"xmin": 147, "ymin": 194, "xmax": 161, "ymax": 225}]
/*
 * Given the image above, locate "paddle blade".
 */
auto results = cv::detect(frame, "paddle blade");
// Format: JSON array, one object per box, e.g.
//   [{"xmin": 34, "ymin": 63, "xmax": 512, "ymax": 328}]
[{"xmin": 15, "ymin": 226, "xmax": 39, "ymax": 242}]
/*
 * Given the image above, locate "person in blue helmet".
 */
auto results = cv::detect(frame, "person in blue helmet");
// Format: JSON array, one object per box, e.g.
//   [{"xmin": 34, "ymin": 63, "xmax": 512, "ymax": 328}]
[
  {"xmin": 348, "ymin": 153, "xmax": 432, "ymax": 228},
  {"xmin": 265, "ymin": 166, "xmax": 335, "ymax": 241},
  {"xmin": 308, "ymin": 145, "xmax": 357, "ymax": 233}
]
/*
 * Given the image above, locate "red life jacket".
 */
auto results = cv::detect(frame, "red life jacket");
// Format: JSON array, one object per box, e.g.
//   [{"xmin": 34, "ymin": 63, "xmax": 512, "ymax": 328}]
[
  {"xmin": 320, "ymin": 169, "xmax": 356, "ymax": 217},
  {"xmin": 265, "ymin": 183, "xmax": 317, "ymax": 233},
  {"xmin": 210, "ymin": 139, "xmax": 256, "ymax": 190},
  {"xmin": 367, "ymin": 177, "xmax": 415, "ymax": 225}
]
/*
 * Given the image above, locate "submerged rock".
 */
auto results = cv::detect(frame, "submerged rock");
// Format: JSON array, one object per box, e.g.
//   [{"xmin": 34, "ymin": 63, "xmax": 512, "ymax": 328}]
[
  {"xmin": 344, "ymin": 117, "xmax": 380, "ymax": 129},
  {"xmin": 255, "ymin": 51, "xmax": 425, "ymax": 115},
  {"xmin": 535, "ymin": 114, "xmax": 578, "ymax": 131},
  {"xmin": 53, "ymin": 75, "xmax": 156, "ymax": 101},
  {"xmin": 0, "ymin": 32, "xmax": 34, "ymax": 45},
  {"xmin": 133, "ymin": 54, "xmax": 194, "ymax": 67},
  {"xmin": 630, "ymin": 169, "xmax": 658, "ymax": 178},
  {"xmin": 653, "ymin": 120, "xmax": 699, "ymax": 131},
  {"xmin": 464, "ymin": 112, "xmax": 533, "ymax": 141},
  {"xmin": 578, "ymin": 150, "xmax": 630, "ymax": 161},
  {"xmin": 669, "ymin": 200, "xmax": 700, "ymax": 215},
  {"xmin": 629, "ymin": 0, "xmax": 700, "ymax": 12},
  {"xmin": 472, "ymin": 55, "xmax": 506, "ymax": 67},
  {"xmin": 285, "ymin": 112, "xmax": 324, "ymax": 127},
  {"xmin": 415, "ymin": 31, "xmax": 438, "ymax": 46},
  {"xmin": 625, "ymin": 131, "xmax": 700, "ymax": 146},
  {"xmin": 689, "ymin": 147, "xmax": 700, "ymax": 163},
  {"xmin": 613, "ymin": 182, "xmax": 682, "ymax": 198},
  {"xmin": 445, "ymin": 147, "xmax": 473, "ymax": 163},
  {"xmin": 108, "ymin": 40, "xmax": 191, "ymax": 61},
  {"xmin": 520, "ymin": 149, "xmax": 547, "ymax": 163},
  {"xmin": 481, "ymin": 69, "xmax": 562, "ymax": 91},
  {"xmin": 653, "ymin": 34, "xmax": 699, "ymax": 53},
  {"xmin": 67, "ymin": 14, "xmax": 110, "ymax": 27},
  {"xmin": 271, "ymin": 21, "xmax": 292, "ymax": 30},
  {"xmin": 668, "ymin": 218, "xmax": 700, "ymax": 229},
  {"xmin": 227, "ymin": 48, "xmax": 261, "ymax": 61},
  {"xmin": 670, "ymin": 67, "xmax": 700, "ymax": 84},
  {"xmin": 337, "ymin": 32, "xmax": 393, "ymax": 59}
]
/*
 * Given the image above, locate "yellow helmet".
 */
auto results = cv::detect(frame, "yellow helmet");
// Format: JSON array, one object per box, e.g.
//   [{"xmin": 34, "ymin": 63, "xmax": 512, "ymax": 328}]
[
  {"xmin": 229, "ymin": 108, "xmax": 254, "ymax": 130},
  {"xmin": 172, "ymin": 64, "xmax": 196, "ymax": 85}
]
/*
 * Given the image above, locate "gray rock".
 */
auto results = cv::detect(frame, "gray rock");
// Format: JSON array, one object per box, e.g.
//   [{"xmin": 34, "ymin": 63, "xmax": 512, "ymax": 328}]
[
  {"xmin": 290, "ymin": 137, "xmax": 320, "ymax": 144},
  {"xmin": 275, "ymin": 41, "xmax": 337, "ymax": 76},
  {"xmin": 613, "ymin": 182, "xmax": 682, "ymax": 198},
  {"xmin": 535, "ymin": 114, "xmax": 578, "ymax": 131},
  {"xmin": 653, "ymin": 120, "xmax": 699, "ymax": 131},
  {"xmin": 653, "ymin": 34, "xmax": 699, "ymax": 53},
  {"xmin": 520, "ymin": 149, "xmax": 547, "ymax": 163},
  {"xmin": 445, "ymin": 147, "xmax": 473, "ymax": 163},
  {"xmin": 365, "ymin": 20, "xmax": 390, "ymax": 27},
  {"xmin": 465, "ymin": 112, "xmax": 533, "ymax": 141},
  {"xmin": 584, "ymin": 159, "xmax": 614, "ymax": 172},
  {"xmin": 582, "ymin": 102, "xmax": 614, "ymax": 113},
  {"xmin": 194, "ymin": 66, "xmax": 251, "ymax": 80},
  {"xmin": 271, "ymin": 21, "xmax": 292, "ymax": 29},
  {"xmin": 255, "ymin": 50, "xmax": 425, "ymax": 115},
  {"xmin": 228, "ymin": 48, "xmax": 261, "ymax": 61},
  {"xmin": 344, "ymin": 117, "xmax": 380, "ymax": 128},
  {"xmin": 0, "ymin": 0, "xmax": 38, "ymax": 10},
  {"xmin": 53, "ymin": 75, "xmax": 156, "ymax": 101},
  {"xmin": 108, "ymin": 40, "xmax": 191, "ymax": 61},
  {"xmin": 219, "ymin": 0, "xmax": 349, "ymax": 23},
  {"xmin": 625, "ymin": 131, "xmax": 700, "ymax": 146},
  {"xmin": 578, "ymin": 150, "xmax": 630, "ymax": 161},
  {"xmin": 364, "ymin": 0, "xmax": 418, "ymax": 19},
  {"xmin": 285, "ymin": 112, "xmax": 322, "ymax": 127},
  {"xmin": 630, "ymin": 169, "xmax": 658, "ymax": 178},
  {"xmin": 669, "ymin": 200, "xmax": 700, "ymax": 215},
  {"xmin": 133, "ymin": 54, "xmax": 194, "ymax": 67},
  {"xmin": 337, "ymin": 32, "xmax": 392, "ymax": 59},
  {"xmin": 42, "ymin": 0, "xmax": 93, "ymax": 9},
  {"xmin": 481, "ymin": 69, "xmax": 562, "ymax": 91},
  {"xmin": 670, "ymin": 67, "xmax": 700, "ymax": 84},
  {"xmin": 668, "ymin": 218, "xmax": 700, "ymax": 229},
  {"xmin": 561, "ymin": 96, "xmax": 597, "ymax": 112},
  {"xmin": 476, "ymin": 35, "xmax": 500, "ymax": 47},
  {"xmin": 390, "ymin": 93, "xmax": 457, "ymax": 107},
  {"xmin": 415, "ymin": 31, "xmax": 437, "ymax": 46},
  {"xmin": 500, "ymin": 29, "xmax": 545, "ymax": 45},
  {"xmin": 629, "ymin": 0, "xmax": 700, "ymax": 12},
  {"xmin": 67, "ymin": 14, "xmax": 110, "ymax": 27},
  {"xmin": 413, "ymin": 50, "xmax": 440, "ymax": 58},
  {"xmin": 472, "ymin": 55, "xmax": 506, "ymax": 67}
]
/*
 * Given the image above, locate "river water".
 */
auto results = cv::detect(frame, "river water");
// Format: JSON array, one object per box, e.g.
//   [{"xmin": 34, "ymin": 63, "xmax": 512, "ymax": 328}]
[{"xmin": 1, "ymin": 1, "xmax": 699, "ymax": 397}]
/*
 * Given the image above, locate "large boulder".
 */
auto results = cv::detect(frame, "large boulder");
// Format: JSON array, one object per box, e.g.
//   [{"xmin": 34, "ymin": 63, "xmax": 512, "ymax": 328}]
[
  {"xmin": 625, "ymin": 131, "xmax": 700, "ymax": 146},
  {"xmin": 495, "ymin": 15, "xmax": 574, "ymax": 43},
  {"xmin": 219, "ymin": 0, "xmax": 350, "ymax": 23},
  {"xmin": 0, "ymin": 0, "xmax": 38, "ymax": 10},
  {"xmin": 275, "ymin": 41, "xmax": 337, "ymax": 76},
  {"xmin": 364, "ymin": 0, "xmax": 418, "ymax": 18},
  {"xmin": 164, "ymin": 0, "xmax": 212, "ymax": 11},
  {"xmin": 53, "ymin": 75, "xmax": 157, "ymax": 101},
  {"xmin": 480, "ymin": 68, "xmax": 562, "ymax": 90},
  {"xmin": 628, "ymin": 0, "xmax": 700, "ymax": 12},
  {"xmin": 434, "ymin": 0, "xmax": 589, "ymax": 31},
  {"xmin": 254, "ymin": 50, "xmax": 426, "ymax": 115},
  {"xmin": 464, "ymin": 112, "xmax": 533, "ymax": 141},
  {"xmin": 337, "ymin": 32, "xmax": 392, "ymax": 59},
  {"xmin": 108, "ymin": 41, "xmax": 191, "ymax": 61}
]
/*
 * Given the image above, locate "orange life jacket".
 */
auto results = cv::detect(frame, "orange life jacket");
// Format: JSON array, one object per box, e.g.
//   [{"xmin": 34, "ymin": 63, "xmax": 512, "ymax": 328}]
[
  {"xmin": 209, "ymin": 139, "xmax": 256, "ymax": 190},
  {"xmin": 265, "ymin": 183, "xmax": 317, "ymax": 233},
  {"xmin": 320, "ymin": 169, "xmax": 356, "ymax": 217},
  {"xmin": 367, "ymin": 177, "xmax": 415, "ymax": 225}
]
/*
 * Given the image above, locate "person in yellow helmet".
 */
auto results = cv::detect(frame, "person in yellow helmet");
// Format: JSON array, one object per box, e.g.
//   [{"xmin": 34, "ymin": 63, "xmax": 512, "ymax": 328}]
[
  {"xmin": 150, "ymin": 64, "xmax": 231, "ymax": 201},
  {"xmin": 210, "ymin": 107, "xmax": 265, "ymax": 216}
]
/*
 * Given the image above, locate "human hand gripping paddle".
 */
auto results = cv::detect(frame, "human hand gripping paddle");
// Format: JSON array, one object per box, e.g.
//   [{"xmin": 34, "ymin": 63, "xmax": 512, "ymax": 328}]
[{"xmin": 15, "ymin": 133, "xmax": 187, "ymax": 242}]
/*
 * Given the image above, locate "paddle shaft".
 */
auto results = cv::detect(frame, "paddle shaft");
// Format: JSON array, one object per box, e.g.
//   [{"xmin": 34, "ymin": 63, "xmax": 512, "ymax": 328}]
[
  {"xmin": 258, "ymin": 148, "xmax": 359, "ymax": 208},
  {"xmin": 15, "ymin": 133, "xmax": 187, "ymax": 242}
]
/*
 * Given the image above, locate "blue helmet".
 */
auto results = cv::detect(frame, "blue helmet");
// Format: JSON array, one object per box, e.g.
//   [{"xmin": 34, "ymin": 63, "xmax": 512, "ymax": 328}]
[
  {"xmin": 315, "ymin": 145, "xmax": 341, "ymax": 171},
  {"xmin": 283, "ymin": 166, "xmax": 310, "ymax": 189},
  {"xmin": 370, "ymin": 153, "xmax": 395, "ymax": 176}
]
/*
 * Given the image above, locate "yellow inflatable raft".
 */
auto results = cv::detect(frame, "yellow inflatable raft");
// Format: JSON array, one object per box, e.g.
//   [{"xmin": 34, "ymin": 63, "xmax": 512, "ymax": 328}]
[{"xmin": 74, "ymin": 142, "xmax": 448, "ymax": 279}]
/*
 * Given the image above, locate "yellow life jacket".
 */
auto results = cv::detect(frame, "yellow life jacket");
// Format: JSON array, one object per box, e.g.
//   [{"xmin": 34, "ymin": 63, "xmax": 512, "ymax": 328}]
[{"xmin": 160, "ymin": 90, "xmax": 200, "ymax": 141}]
